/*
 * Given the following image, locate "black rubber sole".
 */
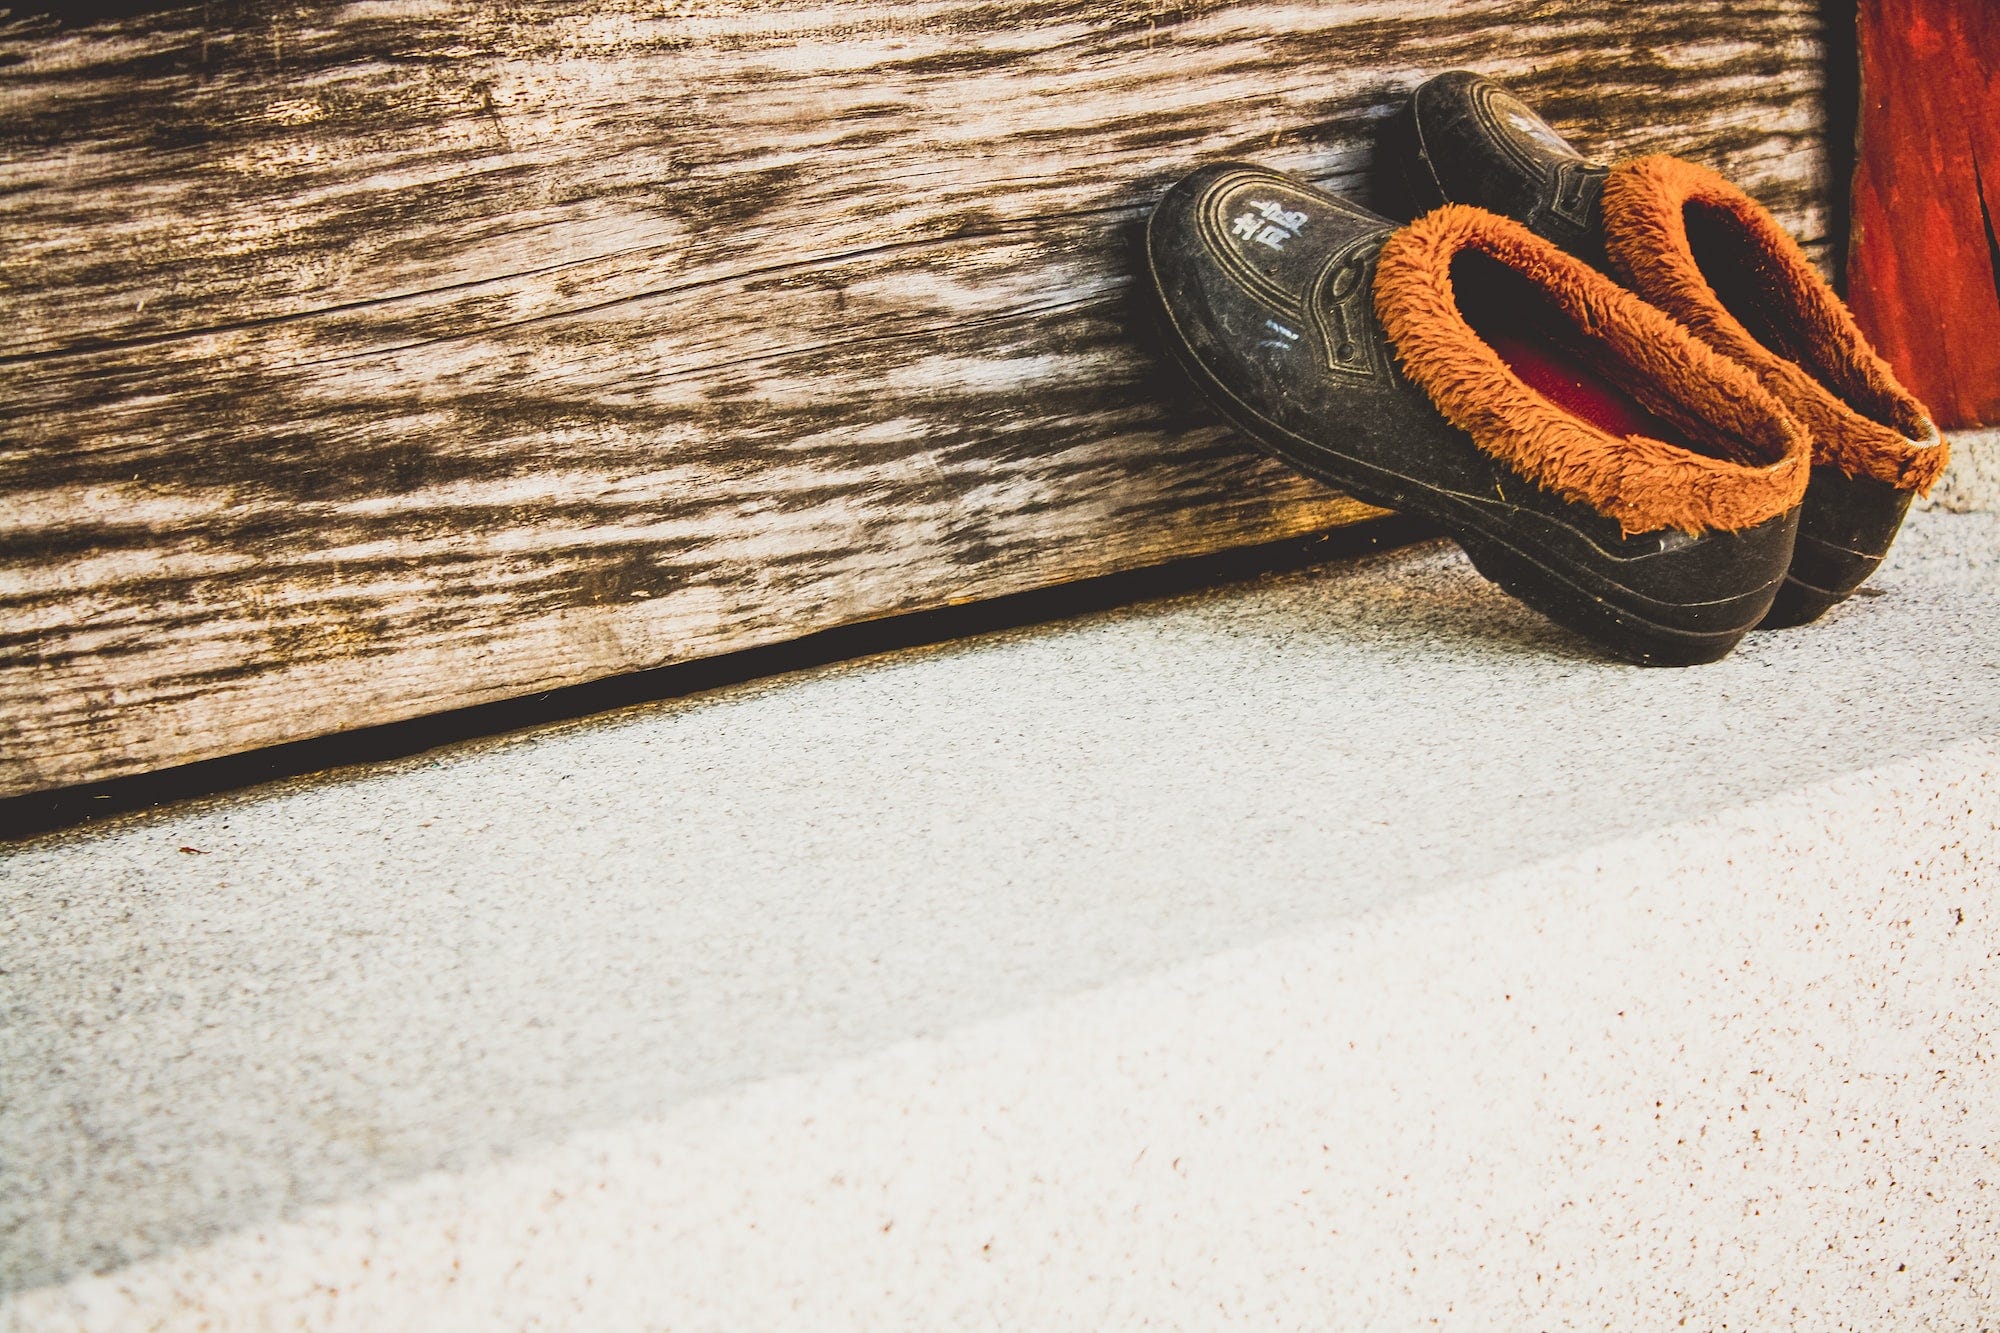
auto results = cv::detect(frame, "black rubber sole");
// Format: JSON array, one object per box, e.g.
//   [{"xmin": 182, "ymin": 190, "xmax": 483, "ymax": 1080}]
[
  {"xmin": 1148, "ymin": 281, "xmax": 1782, "ymax": 666},
  {"xmin": 1759, "ymin": 574, "xmax": 1850, "ymax": 628},
  {"xmin": 1452, "ymin": 531, "xmax": 1756, "ymax": 667},
  {"xmin": 1754, "ymin": 473, "xmax": 1912, "ymax": 628},
  {"xmin": 1758, "ymin": 529, "xmax": 1888, "ymax": 627}
]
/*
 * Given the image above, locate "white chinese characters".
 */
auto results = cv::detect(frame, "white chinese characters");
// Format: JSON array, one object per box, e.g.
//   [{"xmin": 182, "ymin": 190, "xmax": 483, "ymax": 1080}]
[{"xmin": 1230, "ymin": 198, "xmax": 1309, "ymax": 252}]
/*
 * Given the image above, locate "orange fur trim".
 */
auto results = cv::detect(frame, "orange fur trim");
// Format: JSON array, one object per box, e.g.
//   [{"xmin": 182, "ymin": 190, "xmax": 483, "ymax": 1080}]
[
  {"xmin": 1373, "ymin": 204, "xmax": 1810, "ymax": 535},
  {"xmin": 1601, "ymin": 154, "xmax": 1947, "ymax": 492}
]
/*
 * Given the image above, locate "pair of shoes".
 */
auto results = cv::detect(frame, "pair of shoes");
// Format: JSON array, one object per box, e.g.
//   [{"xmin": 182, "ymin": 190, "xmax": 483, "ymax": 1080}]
[
  {"xmin": 1391, "ymin": 73, "xmax": 1951, "ymax": 628},
  {"xmin": 1145, "ymin": 73, "xmax": 1948, "ymax": 664}
]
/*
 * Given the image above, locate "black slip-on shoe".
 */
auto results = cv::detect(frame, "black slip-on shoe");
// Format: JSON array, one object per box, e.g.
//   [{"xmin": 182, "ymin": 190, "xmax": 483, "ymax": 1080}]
[
  {"xmin": 1384, "ymin": 70, "xmax": 1610, "ymax": 268},
  {"xmin": 1393, "ymin": 71, "xmax": 1950, "ymax": 627},
  {"xmin": 1145, "ymin": 163, "xmax": 1810, "ymax": 667}
]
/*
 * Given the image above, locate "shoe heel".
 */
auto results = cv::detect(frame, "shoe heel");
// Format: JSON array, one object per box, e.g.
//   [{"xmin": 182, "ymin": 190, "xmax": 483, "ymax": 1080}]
[
  {"xmin": 1755, "ymin": 469, "xmax": 1912, "ymax": 628},
  {"xmin": 1455, "ymin": 533, "xmax": 1774, "ymax": 668},
  {"xmin": 1759, "ymin": 576, "xmax": 1852, "ymax": 628}
]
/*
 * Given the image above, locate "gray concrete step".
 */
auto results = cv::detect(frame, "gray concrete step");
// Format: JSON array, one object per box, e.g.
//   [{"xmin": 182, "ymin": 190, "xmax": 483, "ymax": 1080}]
[{"xmin": 4, "ymin": 508, "xmax": 1997, "ymax": 1329}]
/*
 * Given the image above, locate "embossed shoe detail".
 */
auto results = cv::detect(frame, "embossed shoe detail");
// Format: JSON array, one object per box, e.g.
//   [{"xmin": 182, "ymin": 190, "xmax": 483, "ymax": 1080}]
[{"xmin": 1146, "ymin": 163, "xmax": 1810, "ymax": 666}]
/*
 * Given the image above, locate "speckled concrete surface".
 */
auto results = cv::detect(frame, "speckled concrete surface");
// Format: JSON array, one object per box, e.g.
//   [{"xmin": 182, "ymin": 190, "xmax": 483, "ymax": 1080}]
[
  {"xmin": 3, "ymin": 508, "xmax": 1997, "ymax": 1328},
  {"xmin": 1930, "ymin": 426, "xmax": 1999, "ymax": 513}
]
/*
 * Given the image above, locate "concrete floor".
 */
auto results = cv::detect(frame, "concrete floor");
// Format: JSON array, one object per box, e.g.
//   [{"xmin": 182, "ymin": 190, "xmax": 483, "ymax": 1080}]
[{"xmin": 4, "ymin": 506, "xmax": 1998, "ymax": 1329}]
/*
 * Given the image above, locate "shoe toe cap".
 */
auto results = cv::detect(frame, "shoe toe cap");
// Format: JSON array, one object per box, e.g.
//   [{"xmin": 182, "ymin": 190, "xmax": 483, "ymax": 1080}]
[
  {"xmin": 1146, "ymin": 164, "xmax": 1389, "ymax": 390},
  {"xmin": 1409, "ymin": 72, "xmax": 1584, "ymax": 214}
]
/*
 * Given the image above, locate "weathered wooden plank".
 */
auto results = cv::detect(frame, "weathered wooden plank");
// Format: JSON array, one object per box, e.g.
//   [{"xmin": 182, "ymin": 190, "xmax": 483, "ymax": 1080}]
[
  {"xmin": 0, "ymin": 0, "xmax": 1837, "ymax": 799},
  {"xmin": 1, "ymin": 2, "xmax": 1835, "ymax": 355}
]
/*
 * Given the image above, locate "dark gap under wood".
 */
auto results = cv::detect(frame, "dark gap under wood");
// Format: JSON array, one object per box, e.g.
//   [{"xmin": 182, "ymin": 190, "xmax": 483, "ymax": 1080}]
[{"xmin": 0, "ymin": 515, "xmax": 1435, "ymax": 840}]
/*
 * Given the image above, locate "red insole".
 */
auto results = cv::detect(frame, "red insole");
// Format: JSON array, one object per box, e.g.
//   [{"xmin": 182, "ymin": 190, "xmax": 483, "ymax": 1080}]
[{"xmin": 1482, "ymin": 329, "xmax": 1697, "ymax": 450}]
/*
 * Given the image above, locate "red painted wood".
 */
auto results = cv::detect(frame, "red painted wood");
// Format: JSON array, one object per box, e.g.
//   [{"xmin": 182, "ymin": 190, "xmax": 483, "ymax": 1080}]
[{"xmin": 1847, "ymin": 0, "xmax": 2000, "ymax": 428}]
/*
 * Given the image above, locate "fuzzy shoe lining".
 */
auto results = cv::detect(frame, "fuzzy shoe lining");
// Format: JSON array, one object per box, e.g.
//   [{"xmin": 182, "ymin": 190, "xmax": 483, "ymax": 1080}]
[
  {"xmin": 1373, "ymin": 203, "xmax": 1810, "ymax": 535},
  {"xmin": 1602, "ymin": 154, "xmax": 1947, "ymax": 492}
]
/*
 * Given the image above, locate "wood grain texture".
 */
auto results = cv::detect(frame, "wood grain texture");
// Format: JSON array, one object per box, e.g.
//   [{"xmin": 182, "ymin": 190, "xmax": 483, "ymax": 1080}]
[
  {"xmin": 1, "ymin": 0, "xmax": 1838, "ymax": 799},
  {"xmin": 1846, "ymin": 0, "xmax": 2000, "ymax": 428}
]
